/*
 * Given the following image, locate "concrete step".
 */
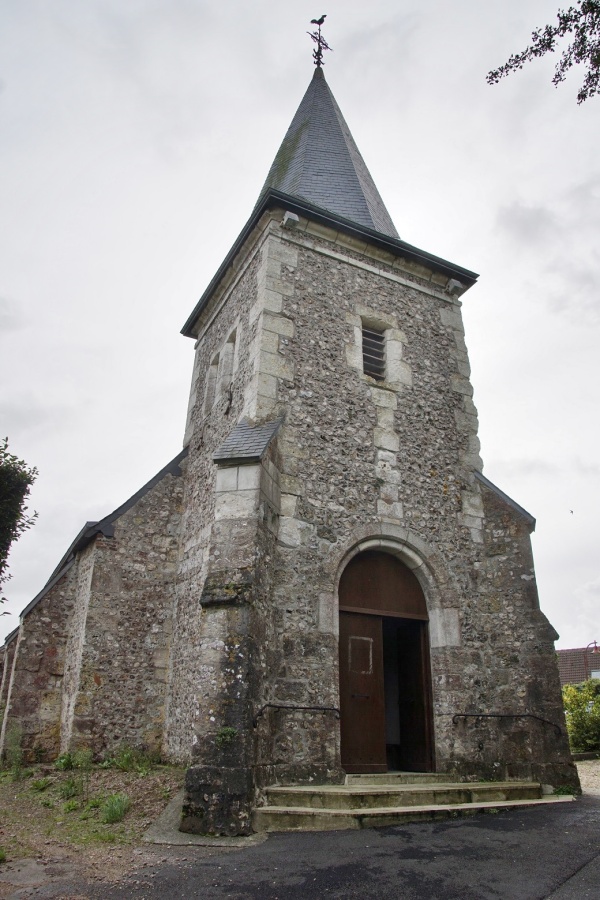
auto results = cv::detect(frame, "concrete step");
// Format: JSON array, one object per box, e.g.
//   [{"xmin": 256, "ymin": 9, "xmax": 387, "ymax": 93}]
[
  {"xmin": 252, "ymin": 795, "xmax": 575, "ymax": 833},
  {"xmin": 345, "ymin": 772, "xmax": 461, "ymax": 786},
  {"xmin": 264, "ymin": 781, "xmax": 544, "ymax": 811}
]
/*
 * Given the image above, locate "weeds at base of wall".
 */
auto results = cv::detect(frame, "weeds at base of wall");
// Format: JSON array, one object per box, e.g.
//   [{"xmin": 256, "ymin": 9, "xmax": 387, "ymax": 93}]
[
  {"xmin": 215, "ymin": 727, "xmax": 238, "ymax": 748},
  {"xmin": 0, "ymin": 756, "xmax": 184, "ymax": 863}
]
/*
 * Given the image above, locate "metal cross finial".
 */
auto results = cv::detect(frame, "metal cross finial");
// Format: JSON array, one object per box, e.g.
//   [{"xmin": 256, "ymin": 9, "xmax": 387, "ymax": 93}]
[{"xmin": 307, "ymin": 15, "xmax": 332, "ymax": 67}]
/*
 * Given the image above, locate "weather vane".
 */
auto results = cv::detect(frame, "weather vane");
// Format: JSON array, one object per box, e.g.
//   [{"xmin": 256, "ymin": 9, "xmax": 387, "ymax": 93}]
[{"xmin": 307, "ymin": 15, "xmax": 332, "ymax": 67}]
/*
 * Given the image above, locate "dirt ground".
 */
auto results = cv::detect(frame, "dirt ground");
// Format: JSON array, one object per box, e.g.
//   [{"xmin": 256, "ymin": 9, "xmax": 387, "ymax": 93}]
[
  {"xmin": 0, "ymin": 762, "xmax": 185, "ymax": 892},
  {"xmin": 0, "ymin": 760, "xmax": 598, "ymax": 896}
]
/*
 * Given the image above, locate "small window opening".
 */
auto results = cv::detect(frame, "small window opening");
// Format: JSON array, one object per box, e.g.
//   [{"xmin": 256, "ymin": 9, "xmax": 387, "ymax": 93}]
[
  {"xmin": 218, "ymin": 330, "xmax": 237, "ymax": 398},
  {"xmin": 203, "ymin": 355, "xmax": 219, "ymax": 414},
  {"xmin": 362, "ymin": 325, "xmax": 386, "ymax": 381}
]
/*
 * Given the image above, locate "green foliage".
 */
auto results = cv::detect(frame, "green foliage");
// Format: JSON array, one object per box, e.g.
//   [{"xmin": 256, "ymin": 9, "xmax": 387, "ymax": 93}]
[
  {"xmin": 59, "ymin": 777, "xmax": 80, "ymax": 800},
  {"xmin": 103, "ymin": 746, "xmax": 158, "ymax": 775},
  {"xmin": 553, "ymin": 784, "xmax": 576, "ymax": 795},
  {"xmin": 31, "ymin": 777, "xmax": 52, "ymax": 792},
  {"xmin": 63, "ymin": 799, "xmax": 79, "ymax": 813},
  {"xmin": 215, "ymin": 726, "xmax": 238, "ymax": 748},
  {"xmin": 0, "ymin": 438, "xmax": 37, "ymax": 606},
  {"xmin": 0, "ymin": 847, "xmax": 6, "ymax": 864},
  {"xmin": 54, "ymin": 752, "xmax": 75, "ymax": 771},
  {"xmin": 101, "ymin": 793, "xmax": 130, "ymax": 824},
  {"xmin": 73, "ymin": 749, "xmax": 94, "ymax": 801},
  {"xmin": 4, "ymin": 723, "xmax": 23, "ymax": 780},
  {"xmin": 563, "ymin": 679, "xmax": 600, "ymax": 751},
  {"xmin": 487, "ymin": 0, "xmax": 600, "ymax": 103}
]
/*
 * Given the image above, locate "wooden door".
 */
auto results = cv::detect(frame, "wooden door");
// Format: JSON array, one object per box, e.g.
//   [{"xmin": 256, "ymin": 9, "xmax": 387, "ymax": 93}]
[{"xmin": 339, "ymin": 612, "xmax": 386, "ymax": 773}]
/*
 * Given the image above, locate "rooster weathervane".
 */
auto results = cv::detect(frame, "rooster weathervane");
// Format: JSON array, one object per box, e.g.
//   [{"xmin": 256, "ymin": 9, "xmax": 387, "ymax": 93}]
[{"xmin": 308, "ymin": 15, "xmax": 332, "ymax": 67}]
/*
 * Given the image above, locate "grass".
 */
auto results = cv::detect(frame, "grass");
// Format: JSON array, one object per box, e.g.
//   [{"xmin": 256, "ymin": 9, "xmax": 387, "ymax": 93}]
[
  {"xmin": 0, "ymin": 755, "xmax": 184, "ymax": 861},
  {"xmin": 101, "ymin": 794, "xmax": 131, "ymax": 824}
]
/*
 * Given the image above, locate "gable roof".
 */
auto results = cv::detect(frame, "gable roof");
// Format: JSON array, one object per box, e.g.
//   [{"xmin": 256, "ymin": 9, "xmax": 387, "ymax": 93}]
[
  {"xmin": 18, "ymin": 449, "xmax": 188, "ymax": 624},
  {"xmin": 257, "ymin": 68, "xmax": 399, "ymax": 239},
  {"xmin": 475, "ymin": 470, "xmax": 536, "ymax": 531}
]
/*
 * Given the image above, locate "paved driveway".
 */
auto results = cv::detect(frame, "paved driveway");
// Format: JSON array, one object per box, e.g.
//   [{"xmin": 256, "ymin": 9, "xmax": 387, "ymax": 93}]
[{"xmin": 18, "ymin": 792, "xmax": 600, "ymax": 900}]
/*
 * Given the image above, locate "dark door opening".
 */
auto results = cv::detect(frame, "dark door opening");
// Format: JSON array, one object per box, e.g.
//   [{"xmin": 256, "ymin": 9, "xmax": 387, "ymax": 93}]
[{"xmin": 383, "ymin": 617, "xmax": 433, "ymax": 772}]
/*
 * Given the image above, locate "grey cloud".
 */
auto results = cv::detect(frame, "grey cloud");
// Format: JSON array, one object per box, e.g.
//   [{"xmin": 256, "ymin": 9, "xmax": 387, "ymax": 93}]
[
  {"xmin": 487, "ymin": 458, "xmax": 560, "ymax": 479},
  {"xmin": 495, "ymin": 202, "xmax": 560, "ymax": 246},
  {"xmin": 0, "ymin": 297, "xmax": 22, "ymax": 333}
]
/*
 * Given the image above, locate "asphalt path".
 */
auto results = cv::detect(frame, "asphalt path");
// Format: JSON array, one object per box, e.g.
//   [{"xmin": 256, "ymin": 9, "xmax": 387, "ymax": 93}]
[{"xmin": 20, "ymin": 793, "xmax": 600, "ymax": 900}]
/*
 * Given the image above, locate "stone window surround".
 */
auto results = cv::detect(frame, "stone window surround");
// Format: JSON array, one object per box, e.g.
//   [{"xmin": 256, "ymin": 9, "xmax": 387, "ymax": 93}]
[
  {"xmin": 201, "ymin": 324, "xmax": 240, "ymax": 417},
  {"xmin": 345, "ymin": 304, "xmax": 412, "ymax": 393}
]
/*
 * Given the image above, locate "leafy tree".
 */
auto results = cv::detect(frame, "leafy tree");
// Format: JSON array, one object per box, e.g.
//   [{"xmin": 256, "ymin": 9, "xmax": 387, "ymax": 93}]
[
  {"xmin": 487, "ymin": 1, "xmax": 600, "ymax": 103},
  {"xmin": 0, "ymin": 438, "xmax": 38, "ymax": 611},
  {"xmin": 562, "ymin": 680, "xmax": 600, "ymax": 752}
]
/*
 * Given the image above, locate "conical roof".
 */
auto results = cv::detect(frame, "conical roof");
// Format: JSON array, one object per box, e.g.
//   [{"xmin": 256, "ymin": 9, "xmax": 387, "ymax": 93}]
[{"xmin": 258, "ymin": 68, "xmax": 399, "ymax": 239}]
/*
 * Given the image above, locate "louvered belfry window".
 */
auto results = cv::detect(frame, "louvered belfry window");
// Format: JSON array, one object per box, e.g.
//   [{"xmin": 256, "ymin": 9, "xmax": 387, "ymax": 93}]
[{"xmin": 362, "ymin": 324, "xmax": 386, "ymax": 381}]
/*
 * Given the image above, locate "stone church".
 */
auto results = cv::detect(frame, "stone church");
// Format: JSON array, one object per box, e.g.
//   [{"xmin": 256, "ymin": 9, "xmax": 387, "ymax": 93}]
[{"xmin": 0, "ymin": 61, "xmax": 578, "ymax": 834}]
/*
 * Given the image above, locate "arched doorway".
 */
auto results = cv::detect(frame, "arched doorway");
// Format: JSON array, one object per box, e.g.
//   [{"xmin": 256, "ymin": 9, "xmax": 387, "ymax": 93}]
[{"xmin": 338, "ymin": 550, "xmax": 434, "ymax": 773}]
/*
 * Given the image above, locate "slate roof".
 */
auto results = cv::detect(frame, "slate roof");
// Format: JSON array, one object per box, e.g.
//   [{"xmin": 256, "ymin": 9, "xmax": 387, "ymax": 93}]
[
  {"xmin": 16, "ymin": 449, "xmax": 188, "ymax": 625},
  {"xmin": 213, "ymin": 419, "xmax": 282, "ymax": 465},
  {"xmin": 257, "ymin": 68, "xmax": 399, "ymax": 239}
]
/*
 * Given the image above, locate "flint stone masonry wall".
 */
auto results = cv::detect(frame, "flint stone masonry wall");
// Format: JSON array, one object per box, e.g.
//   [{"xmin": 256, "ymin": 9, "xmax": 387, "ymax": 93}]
[
  {"xmin": 0, "ymin": 563, "xmax": 78, "ymax": 761},
  {"xmin": 165, "ymin": 240, "xmax": 264, "ymax": 768},
  {"xmin": 61, "ymin": 469, "xmax": 184, "ymax": 756}
]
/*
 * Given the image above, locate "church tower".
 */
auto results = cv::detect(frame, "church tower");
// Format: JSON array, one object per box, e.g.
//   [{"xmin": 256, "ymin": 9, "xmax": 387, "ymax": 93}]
[{"xmin": 167, "ymin": 63, "xmax": 576, "ymax": 834}]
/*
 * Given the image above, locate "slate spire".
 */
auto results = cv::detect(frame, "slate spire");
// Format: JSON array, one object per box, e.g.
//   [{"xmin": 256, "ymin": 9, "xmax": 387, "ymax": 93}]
[{"xmin": 258, "ymin": 67, "xmax": 399, "ymax": 239}]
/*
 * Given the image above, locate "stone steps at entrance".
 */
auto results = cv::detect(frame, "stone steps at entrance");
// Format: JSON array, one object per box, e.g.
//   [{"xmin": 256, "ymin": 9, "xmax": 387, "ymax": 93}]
[
  {"xmin": 251, "ymin": 774, "xmax": 575, "ymax": 833},
  {"xmin": 345, "ymin": 772, "xmax": 461, "ymax": 785},
  {"xmin": 251, "ymin": 795, "xmax": 574, "ymax": 832}
]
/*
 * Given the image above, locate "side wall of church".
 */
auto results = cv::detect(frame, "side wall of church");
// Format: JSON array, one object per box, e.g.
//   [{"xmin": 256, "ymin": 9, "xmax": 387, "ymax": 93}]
[
  {"xmin": 61, "ymin": 470, "xmax": 184, "ymax": 756},
  {"xmin": 0, "ymin": 562, "xmax": 79, "ymax": 761},
  {"xmin": 447, "ymin": 482, "xmax": 575, "ymax": 786}
]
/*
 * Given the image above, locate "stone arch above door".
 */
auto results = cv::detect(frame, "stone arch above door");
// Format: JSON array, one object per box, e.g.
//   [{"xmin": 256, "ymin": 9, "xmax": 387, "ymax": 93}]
[
  {"xmin": 323, "ymin": 525, "xmax": 463, "ymax": 650},
  {"xmin": 339, "ymin": 551, "xmax": 428, "ymax": 621}
]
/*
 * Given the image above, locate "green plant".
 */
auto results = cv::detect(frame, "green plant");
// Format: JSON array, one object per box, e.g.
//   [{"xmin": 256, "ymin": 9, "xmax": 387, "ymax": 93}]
[
  {"xmin": 33, "ymin": 745, "xmax": 45, "ymax": 763},
  {"xmin": 215, "ymin": 726, "xmax": 238, "ymax": 748},
  {"xmin": 86, "ymin": 797, "xmax": 102, "ymax": 810},
  {"xmin": 563, "ymin": 679, "xmax": 600, "ymax": 752},
  {"xmin": 4, "ymin": 723, "xmax": 23, "ymax": 780},
  {"xmin": 110, "ymin": 746, "xmax": 157, "ymax": 775},
  {"xmin": 55, "ymin": 752, "xmax": 75, "ymax": 771},
  {"xmin": 73, "ymin": 748, "xmax": 93, "ymax": 800},
  {"xmin": 40, "ymin": 799, "xmax": 54, "ymax": 808},
  {"xmin": 0, "ymin": 437, "xmax": 37, "ymax": 610},
  {"xmin": 0, "ymin": 847, "xmax": 6, "ymax": 864},
  {"xmin": 101, "ymin": 793, "xmax": 130, "ymax": 824},
  {"xmin": 31, "ymin": 777, "xmax": 51, "ymax": 792},
  {"xmin": 60, "ymin": 777, "xmax": 80, "ymax": 800},
  {"xmin": 63, "ymin": 799, "xmax": 79, "ymax": 813},
  {"xmin": 553, "ymin": 784, "xmax": 576, "ymax": 795}
]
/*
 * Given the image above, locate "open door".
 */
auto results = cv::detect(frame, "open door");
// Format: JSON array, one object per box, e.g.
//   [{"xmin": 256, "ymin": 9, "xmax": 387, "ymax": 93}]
[{"xmin": 339, "ymin": 551, "xmax": 434, "ymax": 773}]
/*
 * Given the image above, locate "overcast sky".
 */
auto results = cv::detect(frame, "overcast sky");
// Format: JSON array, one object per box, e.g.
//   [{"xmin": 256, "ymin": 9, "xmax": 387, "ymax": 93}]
[{"xmin": 1, "ymin": 0, "xmax": 598, "ymax": 649}]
